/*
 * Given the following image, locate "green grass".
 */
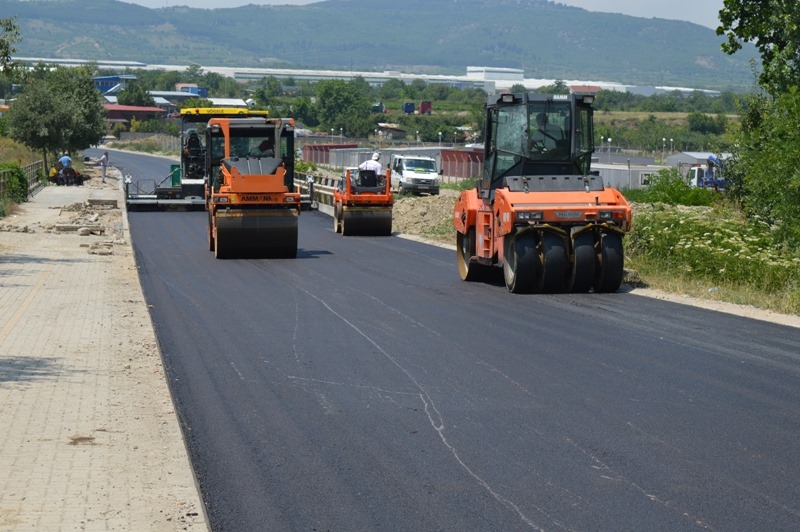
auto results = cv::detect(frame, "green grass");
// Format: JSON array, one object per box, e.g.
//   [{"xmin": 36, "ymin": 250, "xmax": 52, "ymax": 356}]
[
  {"xmin": 627, "ymin": 202, "xmax": 800, "ymax": 314},
  {"xmin": 421, "ymin": 217, "xmax": 457, "ymax": 243},
  {"xmin": 441, "ymin": 177, "xmax": 475, "ymax": 191},
  {"xmin": 619, "ymin": 168, "xmax": 800, "ymax": 314}
]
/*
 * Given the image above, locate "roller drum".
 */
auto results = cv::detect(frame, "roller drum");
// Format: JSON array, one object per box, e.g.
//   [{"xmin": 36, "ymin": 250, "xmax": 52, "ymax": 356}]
[
  {"xmin": 341, "ymin": 208, "xmax": 392, "ymax": 236},
  {"xmin": 215, "ymin": 209, "xmax": 298, "ymax": 259}
]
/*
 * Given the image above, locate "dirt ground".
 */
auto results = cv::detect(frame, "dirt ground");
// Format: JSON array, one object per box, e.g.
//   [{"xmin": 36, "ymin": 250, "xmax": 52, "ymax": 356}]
[{"xmin": 391, "ymin": 192, "xmax": 457, "ymax": 245}]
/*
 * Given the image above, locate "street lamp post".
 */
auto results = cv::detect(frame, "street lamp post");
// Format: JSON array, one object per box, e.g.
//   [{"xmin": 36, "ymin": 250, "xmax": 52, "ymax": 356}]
[
  {"xmin": 438, "ymin": 131, "xmax": 442, "ymax": 146},
  {"xmin": 453, "ymin": 131, "xmax": 457, "ymax": 146},
  {"xmin": 662, "ymin": 137, "xmax": 666, "ymax": 163},
  {"xmin": 670, "ymin": 138, "xmax": 674, "ymax": 155},
  {"xmin": 330, "ymin": 128, "xmax": 334, "ymax": 140},
  {"xmin": 416, "ymin": 130, "xmax": 419, "ymax": 143},
  {"xmin": 607, "ymin": 137, "xmax": 612, "ymax": 163},
  {"xmin": 340, "ymin": 127, "xmax": 343, "ymax": 142}
]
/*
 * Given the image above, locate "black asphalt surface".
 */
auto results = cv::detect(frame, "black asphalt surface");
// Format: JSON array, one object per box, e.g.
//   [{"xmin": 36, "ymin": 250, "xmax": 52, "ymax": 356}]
[{"xmin": 114, "ymin": 151, "xmax": 800, "ymax": 531}]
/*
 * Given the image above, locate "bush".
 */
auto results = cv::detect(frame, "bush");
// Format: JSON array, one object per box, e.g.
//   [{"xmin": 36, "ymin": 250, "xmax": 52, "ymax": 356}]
[
  {"xmin": 442, "ymin": 177, "xmax": 475, "ymax": 191},
  {"xmin": 627, "ymin": 202, "xmax": 800, "ymax": 306},
  {"xmin": 623, "ymin": 167, "xmax": 718, "ymax": 206},
  {"xmin": 0, "ymin": 163, "xmax": 29, "ymax": 204},
  {"xmin": 295, "ymin": 152, "xmax": 317, "ymax": 175},
  {"xmin": 135, "ymin": 118, "xmax": 179, "ymax": 137},
  {"xmin": 726, "ymin": 88, "xmax": 800, "ymax": 247},
  {"xmin": 111, "ymin": 123, "xmax": 126, "ymax": 139}
]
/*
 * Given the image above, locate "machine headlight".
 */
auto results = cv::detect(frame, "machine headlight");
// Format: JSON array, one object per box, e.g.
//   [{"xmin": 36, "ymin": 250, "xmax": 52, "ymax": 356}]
[
  {"xmin": 285, "ymin": 196, "xmax": 297, "ymax": 203},
  {"xmin": 214, "ymin": 197, "xmax": 229, "ymax": 203},
  {"xmin": 599, "ymin": 210, "xmax": 624, "ymax": 221},
  {"xmin": 517, "ymin": 210, "xmax": 543, "ymax": 221}
]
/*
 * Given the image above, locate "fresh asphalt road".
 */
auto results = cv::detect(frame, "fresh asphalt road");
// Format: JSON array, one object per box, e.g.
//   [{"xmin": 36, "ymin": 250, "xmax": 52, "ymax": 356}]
[{"xmin": 114, "ymin": 151, "xmax": 800, "ymax": 531}]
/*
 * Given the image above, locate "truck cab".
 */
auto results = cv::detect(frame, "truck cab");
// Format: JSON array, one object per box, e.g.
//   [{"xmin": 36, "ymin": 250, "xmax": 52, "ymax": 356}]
[
  {"xmin": 686, "ymin": 166, "xmax": 706, "ymax": 188},
  {"xmin": 390, "ymin": 155, "xmax": 441, "ymax": 195}
]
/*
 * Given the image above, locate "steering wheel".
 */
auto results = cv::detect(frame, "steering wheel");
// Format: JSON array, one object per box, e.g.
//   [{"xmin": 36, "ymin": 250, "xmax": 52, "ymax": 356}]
[{"xmin": 530, "ymin": 138, "xmax": 547, "ymax": 151}]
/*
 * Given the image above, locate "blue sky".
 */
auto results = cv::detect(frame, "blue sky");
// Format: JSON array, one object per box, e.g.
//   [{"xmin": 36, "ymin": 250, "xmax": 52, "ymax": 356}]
[{"xmin": 123, "ymin": 0, "xmax": 723, "ymax": 30}]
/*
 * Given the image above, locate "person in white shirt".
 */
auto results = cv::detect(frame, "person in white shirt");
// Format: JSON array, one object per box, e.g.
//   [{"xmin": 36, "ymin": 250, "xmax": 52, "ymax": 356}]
[
  {"xmin": 99, "ymin": 152, "xmax": 109, "ymax": 183},
  {"xmin": 359, "ymin": 152, "xmax": 382, "ymax": 174}
]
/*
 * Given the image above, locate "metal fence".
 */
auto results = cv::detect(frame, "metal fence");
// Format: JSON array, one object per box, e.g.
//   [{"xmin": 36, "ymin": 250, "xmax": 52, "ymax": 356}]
[{"xmin": 0, "ymin": 160, "xmax": 46, "ymax": 202}]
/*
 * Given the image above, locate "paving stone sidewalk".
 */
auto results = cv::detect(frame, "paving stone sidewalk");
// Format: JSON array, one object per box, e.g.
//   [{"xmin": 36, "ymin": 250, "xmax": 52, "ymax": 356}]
[{"xmin": 0, "ymin": 168, "xmax": 208, "ymax": 531}]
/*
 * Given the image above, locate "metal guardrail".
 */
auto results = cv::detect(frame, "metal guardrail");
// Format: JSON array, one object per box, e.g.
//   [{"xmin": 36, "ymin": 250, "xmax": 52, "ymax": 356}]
[
  {"xmin": 294, "ymin": 173, "xmax": 338, "ymax": 215},
  {"xmin": 0, "ymin": 160, "xmax": 46, "ymax": 202}
]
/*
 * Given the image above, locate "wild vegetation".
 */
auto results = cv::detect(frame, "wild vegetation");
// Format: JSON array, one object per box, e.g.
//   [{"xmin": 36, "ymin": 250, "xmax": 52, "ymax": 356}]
[{"xmin": 624, "ymin": 170, "xmax": 800, "ymax": 314}]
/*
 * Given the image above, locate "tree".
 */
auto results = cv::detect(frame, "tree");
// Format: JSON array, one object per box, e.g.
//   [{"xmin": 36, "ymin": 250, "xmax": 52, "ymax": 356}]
[
  {"xmin": 152, "ymin": 69, "xmax": 181, "ymax": 91},
  {"xmin": 406, "ymin": 79, "xmax": 427, "ymax": 100},
  {"xmin": 315, "ymin": 79, "xmax": 372, "ymax": 137},
  {"xmin": 0, "ymin": 17, "xmax": 20, "ymax": 74},
  {"xmin": 7, "ymin": 66, "xmax": 106, "ymax": 165},
  {"xmin": 422, "ymin": 83, "xmax": 451, "ymax": 102},
  {"xmin": 181, "ymin": 97, "xmax": 213, "ymax": 109},
  {"xmin": 202, "ymin": 71, "xmax": 244, "ymax": 98},
  {"xmin": 348, "ymin": 76, "xmax": 373, "ymax": 102},
  {"xmin": 183, "ymin": 64, "xmax": 205, "ymax": 84},
  {"xmin": 717, "ymin": 0, "xmax": 800, "ymax": 95},
  {"xmin": 687, "ymin": 112, "xmax": 727, "ymax": 135},
  {"xmin": 6, "ymin": 79, "xmax": 74, "ymax": 165},
  {"xmin": 534, "ymin": 80, "xmax": 570, "ymax": 95},
  {"xmin": 378, "ymin": 78, "xmax": 406, "ymax": 100},
  {"xmin": 725, "ymin": 88, "xmax": 800, "ymax": 245},
  {"xmin": 253, "ymin": 76, "xmax": 283, "ymax": 106},
  {"xmin": 289, "ymin": 97, "xmax": 317, "ymax": 127},
  {"xmin": 48, "ymin": 67, "xmax": 107, "ymax": 153},
  {"xmin": 116, "ymin": 81, "xmax": 156, "ymax": 107}
]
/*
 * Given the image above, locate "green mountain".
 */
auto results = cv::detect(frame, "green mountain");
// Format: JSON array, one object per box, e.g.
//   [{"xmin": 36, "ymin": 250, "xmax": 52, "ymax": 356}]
[{"xmin": 4, "ymin": 0, "xmax": 758, "ymax": 91}]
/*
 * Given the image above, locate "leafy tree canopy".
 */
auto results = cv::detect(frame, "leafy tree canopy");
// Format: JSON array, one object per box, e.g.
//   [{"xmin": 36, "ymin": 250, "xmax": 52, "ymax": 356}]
[
  {"xmin": 181, "ymin": 97, "xmax": 213, "ymax": 108},
  {"xmin": 6, "ymin": 66, "xmax": 106, "ymax": 163},
  {"xmin": 0, "ymin": 17, "xmax": 20, "ymax": 75},
  {"xmin": 117, "ymin": 81, "xmax": 156, "ymax": 107},
  {"xmin": 315, "ymin": 79, "xmax": 372, "ymax": 137},
  {"xmin": 725, "ymin": 88, "xmax": 800, "ymax": 245},
  {"xmin": 534, "ymin": 80, "xmax": 571, "ymax": 95},
  {"xmin": 718, "ymin": 0, "xmax": 800, "ymax": 95}
]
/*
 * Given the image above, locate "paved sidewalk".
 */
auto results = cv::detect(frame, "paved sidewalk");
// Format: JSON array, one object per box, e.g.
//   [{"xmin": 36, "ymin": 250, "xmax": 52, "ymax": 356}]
[{"xmin": 0, "ymin": 168, "xmax": 208, "ymax": 530}]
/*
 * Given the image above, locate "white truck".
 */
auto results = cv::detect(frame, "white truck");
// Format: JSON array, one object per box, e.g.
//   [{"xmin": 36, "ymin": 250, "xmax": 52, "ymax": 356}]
[
  {"xmin": 686, "ymin": 154, "xmax": 726, "ymax": 190},
  {"xmin": 390, "ymin": 155, "xmax": 441, "ymax": 195}
]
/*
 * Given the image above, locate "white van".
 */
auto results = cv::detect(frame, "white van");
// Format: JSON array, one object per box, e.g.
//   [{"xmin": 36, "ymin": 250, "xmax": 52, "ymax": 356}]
[{"xmin": 390, "ymin": 155, "xmax": 440, "ymax": 195}]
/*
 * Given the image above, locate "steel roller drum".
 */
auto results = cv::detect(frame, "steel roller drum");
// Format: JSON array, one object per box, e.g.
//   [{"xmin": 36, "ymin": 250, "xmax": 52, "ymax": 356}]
[
  {"xmin": 340, "ymin": 207, "xmax": 392, "ymax": 236},
  {"xmin": 214, "ymin": 209, "xmax": 298, "ymax": 258}
]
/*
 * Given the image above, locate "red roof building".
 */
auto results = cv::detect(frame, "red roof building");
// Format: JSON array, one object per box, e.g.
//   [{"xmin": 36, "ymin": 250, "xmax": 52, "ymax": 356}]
[
  {"xmin": 569, "ymin": 85, "xmax": 602, "ymax": 94},
  {"xmin": 103, "ymin": 104, "xmax": 166, "ymax": 122}
]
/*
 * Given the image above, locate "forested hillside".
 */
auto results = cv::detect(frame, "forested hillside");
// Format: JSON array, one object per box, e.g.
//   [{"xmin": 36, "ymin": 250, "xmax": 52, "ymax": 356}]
[{"xmin": 3, "ymin": 0, "xmax": 757, "ymax": 91}]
